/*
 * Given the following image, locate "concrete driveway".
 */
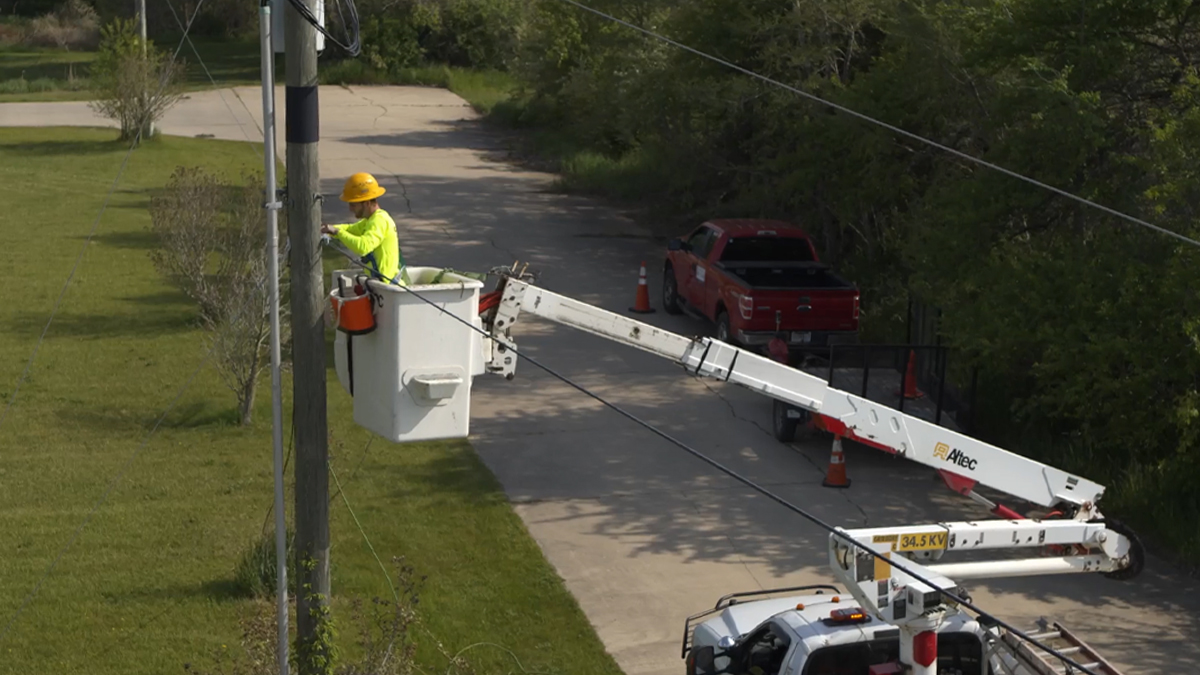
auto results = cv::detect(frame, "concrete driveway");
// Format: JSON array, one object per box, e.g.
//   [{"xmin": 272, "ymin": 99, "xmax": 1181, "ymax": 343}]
[{"xmin": 3, "ymin": 86, "xmax": 1198, "ymax": 675}]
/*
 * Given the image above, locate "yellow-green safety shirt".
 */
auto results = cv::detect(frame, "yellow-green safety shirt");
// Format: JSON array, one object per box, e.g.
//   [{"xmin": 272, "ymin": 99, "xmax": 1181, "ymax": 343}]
[{"xmin": 334, "ymin": 208, "xmax": 407, "ymax": 285}]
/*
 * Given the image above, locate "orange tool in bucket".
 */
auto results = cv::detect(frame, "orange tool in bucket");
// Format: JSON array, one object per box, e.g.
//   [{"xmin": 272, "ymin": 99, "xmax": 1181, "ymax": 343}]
[{"xmin": 331, "ymin": 276, "xmax": 378, "ymax": 335}]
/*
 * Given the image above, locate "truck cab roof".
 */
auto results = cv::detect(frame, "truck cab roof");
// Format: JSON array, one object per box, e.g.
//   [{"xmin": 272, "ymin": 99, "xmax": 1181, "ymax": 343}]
[
  {"xmin": 703, "ymin": 219, "xmax": 812, "ymax": 239},
  {"xmin": 699, "ymin": 590, "xmax": 982, "ymax": 645},
  {"xmin": 689, "ymin": 589, "xmax": 986, "ymax": 675}
]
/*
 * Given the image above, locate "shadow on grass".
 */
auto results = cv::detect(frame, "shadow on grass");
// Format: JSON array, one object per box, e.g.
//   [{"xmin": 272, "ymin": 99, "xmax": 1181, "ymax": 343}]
[
  {"xmin": 75, "ymin": 230, "xmax": 160, "ymax": 250},
  {"xmin": 57, "ymin": 400, "xmax": 236, "ymax": 433},
  {"xmin": 199, "ymin": 577, "xmax": 247, "ymax": 601},
  {"xmin": 160, "ymin": 400, "xmax": 240, "ymax": 429},
  {"xmin": 111, "ymin": 193, "xmax": 153, "ymax": 211},
  {"xmin": 104, "ymin": 577, "xmax": 247, "ymax": 604},
  {"xmin": 0, "ymin": 137, "xmax": 123, "ymax": 156},
  {"xmin": 5, "ymin": 305, "xmax": 198, "ymax": 339},
  {"xmin": 374, "ymin": 439, "xmax": 511, "ymax": 508},
  {"xmin": 121, "ymin": 289, "xmax": 192, "ymax": 306}
]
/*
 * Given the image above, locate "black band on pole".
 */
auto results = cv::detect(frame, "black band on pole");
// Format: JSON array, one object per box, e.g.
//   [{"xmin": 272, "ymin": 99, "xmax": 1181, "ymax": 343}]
[{"xmin": 286, "ymin": 85, "xmax": 319, "ymax": 143}]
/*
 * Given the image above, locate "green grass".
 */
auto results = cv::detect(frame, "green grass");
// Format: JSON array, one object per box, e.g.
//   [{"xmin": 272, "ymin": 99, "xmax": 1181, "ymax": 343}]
[
  {"xmin": 320, "ymin": 60, "xmax": 518, "ymax": 115},
  {"xmin": 0, "ymin": 37, "xmax": 268, "ymax": 102},
  {"xmin": 553, "ymin": 146, "xmax": 680, "ymax": 203},
  {"xmin": 0, "ymin": 47, "xmax": 92, "ymax": 101},
  {"xmin": 0, "ymin": 127, "xmax": 623, "ymax": 675}
]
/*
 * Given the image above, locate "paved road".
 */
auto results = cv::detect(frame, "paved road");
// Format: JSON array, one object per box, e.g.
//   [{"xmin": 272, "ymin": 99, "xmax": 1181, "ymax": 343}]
[{"xmin": 4, "ymin": 86, "xmax": 1198, "ymax": 675}]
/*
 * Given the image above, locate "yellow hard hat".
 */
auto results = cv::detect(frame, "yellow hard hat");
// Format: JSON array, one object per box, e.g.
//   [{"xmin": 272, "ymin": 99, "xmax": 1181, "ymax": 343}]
[{"xmin": 340, "ymin": 172, "xmax": 386, "ymax": 202}]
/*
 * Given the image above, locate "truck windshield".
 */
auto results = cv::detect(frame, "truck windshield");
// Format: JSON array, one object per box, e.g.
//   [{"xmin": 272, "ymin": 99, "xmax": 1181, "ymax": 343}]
[
  {"xmin": 720, "ymin": 237, "xmax": 815, "ymax": 263},
  {"xmin": 800, "ymin": 632, "xmax": 984, "ymax": 675}
]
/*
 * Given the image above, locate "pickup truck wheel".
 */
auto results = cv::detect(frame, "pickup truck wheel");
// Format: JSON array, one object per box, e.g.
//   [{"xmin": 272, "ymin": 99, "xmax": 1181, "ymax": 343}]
[
  {"xmin": 662, "ymin": 266, "xmax": 682, "ymax": 315},
  {"xmin": 715, "ymin": 311, "xmax": 732, "ymax": 344},
  {"xmin": 772, "ymin": 399, "xmax": 803, "ymax": 443}
]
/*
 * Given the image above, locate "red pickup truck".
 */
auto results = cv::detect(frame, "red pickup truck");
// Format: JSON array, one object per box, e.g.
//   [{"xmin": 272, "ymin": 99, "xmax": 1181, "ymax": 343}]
[{"xmin": 662, "ymin": 219, "xmax": 859, "ymax": 354}]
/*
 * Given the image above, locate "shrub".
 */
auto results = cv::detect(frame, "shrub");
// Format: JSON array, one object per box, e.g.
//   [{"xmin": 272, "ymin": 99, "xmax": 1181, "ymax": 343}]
[
  {"xmin": 232, "ymin": 527, "xmax": 297, "ymax": 599},
  {"xmin": 350, "ymin": 0, "xmax": 528, "ymax": 73},
  {"xmin": 148, "ymin": 166, "xmax": 290, "ymax": 426},
  {"xmin": 88, "ymin": 17, "xmax": 184, "ymax": 144},
  {"xmin": 0, "ymin": 21, "xmax": 28, "ymax": 47},
  {"xmin": 358, "ymin": 13, "xmax": 425, "ymax": 72},
  {"xmin": 22, "ymin": 0, "xmax": 99, "ymax": 50}
]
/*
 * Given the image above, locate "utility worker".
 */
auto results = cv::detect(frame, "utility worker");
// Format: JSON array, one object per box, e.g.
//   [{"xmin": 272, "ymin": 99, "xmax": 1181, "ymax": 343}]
[{"xmin": 320, "ymin": 172, "xmax": 407, "ymax": 285}]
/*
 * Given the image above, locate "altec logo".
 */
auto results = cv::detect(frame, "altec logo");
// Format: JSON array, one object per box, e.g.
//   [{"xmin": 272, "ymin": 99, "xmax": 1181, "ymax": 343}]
[{"xmin": 934, "ymin": 442, "xmax": 978, "ymax": 471}]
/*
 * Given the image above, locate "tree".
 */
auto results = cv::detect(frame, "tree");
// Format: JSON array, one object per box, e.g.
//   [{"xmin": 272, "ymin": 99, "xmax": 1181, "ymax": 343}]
[
  {"xmin": 88, "ymin": 17, "xmax": 185, "ymax": 145},
  {"xmin": 149, "ymin": 166, "xmax": 290, "ymax": 426}
]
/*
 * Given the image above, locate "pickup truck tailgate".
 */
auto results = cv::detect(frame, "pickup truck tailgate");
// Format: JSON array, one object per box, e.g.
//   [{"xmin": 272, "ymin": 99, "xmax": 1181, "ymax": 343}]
[
  {"xmin": 746, "ymin": 289, "xmax": 858, "ymax": 331},
  {"xmin": 722, "ymin": 263, "xmax": 858, "ymax": 331}
]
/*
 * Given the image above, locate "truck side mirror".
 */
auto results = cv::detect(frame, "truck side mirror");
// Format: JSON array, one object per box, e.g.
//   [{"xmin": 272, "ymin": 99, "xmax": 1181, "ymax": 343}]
[
  {"xmin": 668, "ymin": 238, "xmax": 686, "ymax": 251},
  {"xmin": 688, "ymin": 646, "xmax": 717, "ymax": 675}
]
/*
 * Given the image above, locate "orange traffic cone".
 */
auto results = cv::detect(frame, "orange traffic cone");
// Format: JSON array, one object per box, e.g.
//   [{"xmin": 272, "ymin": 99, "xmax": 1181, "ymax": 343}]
[
  {"xmin": 822, "ymin": 436, "xmax": 851, "ymax": 488},
  {"xmin": 897, "ymin": 349, "xmax": 924, "ymax": 399},
  {"xmin": 629, "ymin": 261, "xmax": 656, "ymax": 314}
]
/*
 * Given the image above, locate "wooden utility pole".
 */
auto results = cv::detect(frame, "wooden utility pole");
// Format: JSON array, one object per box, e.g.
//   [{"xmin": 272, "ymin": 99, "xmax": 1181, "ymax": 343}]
[
  {"xmin": 136, "ymin": 0, "xmax": 146, "ymax": 54},
  {"xmin": 284, "ymin": 0, "xmax": 329, "ymax": 669}
]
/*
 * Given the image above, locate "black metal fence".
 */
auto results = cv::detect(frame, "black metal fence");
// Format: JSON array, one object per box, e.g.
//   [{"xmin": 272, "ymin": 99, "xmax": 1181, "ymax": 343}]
[{"xmin": 806, "ymin": 343, "xmax": 979, "ymax": 433}]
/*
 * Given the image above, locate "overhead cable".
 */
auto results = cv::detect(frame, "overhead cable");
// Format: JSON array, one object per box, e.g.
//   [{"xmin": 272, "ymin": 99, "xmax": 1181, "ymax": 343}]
[
  {"xmin": 0, "ymin": 0, "xmax": 210, "ymax": 436},
  {"xmin": 552, "ymin": 0, "xmax": 1200, "ymax": 250},
  {"xmin": 284, "ymin": 0, "xmax": 360, "ymax": 57},
  {"xmin": 322, "ymin": 246, "xmax": 1108, "ymax": 675}
]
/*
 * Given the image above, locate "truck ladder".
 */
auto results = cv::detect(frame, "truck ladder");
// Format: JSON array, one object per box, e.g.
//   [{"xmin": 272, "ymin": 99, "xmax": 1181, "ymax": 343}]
[{"xmin": 988, "ymin": 620, "xmax": 1125, "ymax": 675}]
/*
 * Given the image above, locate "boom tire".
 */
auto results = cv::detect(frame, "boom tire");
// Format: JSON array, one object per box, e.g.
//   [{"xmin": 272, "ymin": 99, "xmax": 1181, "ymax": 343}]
[
  {"xmin": 772, "ymin": 399, "xmax": 806, "ymax": 443},
  {"xmin": 1099, "ymin": 517, "xmax": 1146, "ymax": 581}
]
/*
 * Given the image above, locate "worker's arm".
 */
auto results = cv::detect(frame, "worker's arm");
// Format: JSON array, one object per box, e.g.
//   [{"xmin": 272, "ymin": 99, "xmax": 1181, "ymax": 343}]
[{"xmin": 330, "ymin": 213, "xmax": 386, "ymax": 257}]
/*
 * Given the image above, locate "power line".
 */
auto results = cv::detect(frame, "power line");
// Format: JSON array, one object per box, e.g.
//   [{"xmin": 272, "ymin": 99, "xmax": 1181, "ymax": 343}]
[
  {"xmin": 0, "ymin": 21, "xmax": 289, "ymax": 633},
  {"xmin": 260, "ymin": 417, "xmax": 295, "ymax": 537},
  {"xmin": 2, "ymin": 260, "xmax": 287, "ymax": 647},
  {"xmin": 2, "ymin": 0, "xmax": 283, "ymax": 647},
  {"xmin": 328, "ymin": 436, "xmax": 373, "ymax": 504},
  {"xmin": 285, "ymin": 0, "xmax": 360, "ymax": 57},
  {"xmin": 162, "ymin": 0, "xmax": 266, "ymax": 155},
  {"xmin": 0, "ymin": 0, "xmax": 210, "ymax": 437},
  {"xmin": 328, "ymin": 451, "xmax": 558, "ymax": 675},
  {"xmin": 326, "ymin": 253, "xmax": 1109, "ymax": 675},
  {"xmin": 329, "ymin": 462, "xmax": 397, "ymax": 602},
  {"xmin": 552, "ymin": 0, "xmax": 1200, "ymax": 251}
]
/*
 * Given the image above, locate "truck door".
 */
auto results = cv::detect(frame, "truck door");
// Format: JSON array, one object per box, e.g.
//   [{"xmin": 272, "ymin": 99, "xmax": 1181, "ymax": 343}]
[
  {"xmin": 681, "ymin": 226, "xmax": 719, "ymax": 311},
  {"xmin": 729, "ymin": 622, "xmax": 794, "ymax": 675}
]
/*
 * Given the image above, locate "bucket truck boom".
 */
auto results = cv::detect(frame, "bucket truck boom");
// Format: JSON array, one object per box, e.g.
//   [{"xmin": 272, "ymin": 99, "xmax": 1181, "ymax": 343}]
[
  {"xmin": 482, "ymin": 275, "xmax": 1129, "ymax": 528},
  {"xmin": 328, "ymin": 264, "xmax": 1146, "ymax": 675}
]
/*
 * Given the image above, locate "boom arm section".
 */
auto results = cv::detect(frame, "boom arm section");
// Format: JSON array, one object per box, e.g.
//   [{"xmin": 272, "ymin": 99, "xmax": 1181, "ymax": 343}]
[
  {"xmin": 827, "ymin": 519, "xmax": 1141, "ymax": 627},
  {"xmin": 485, "ymin": 278, "xmax": 1104, "ymax": 516}
]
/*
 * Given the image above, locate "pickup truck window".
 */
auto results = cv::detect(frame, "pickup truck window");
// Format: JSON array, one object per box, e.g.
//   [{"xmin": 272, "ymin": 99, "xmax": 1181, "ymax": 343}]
[
  {"xmin": 799, "ymin": 632, "xmax": 984, "ymax": 675},
  {"xmin": 687, "ymin": 227, "xmax": 719, "ymax": 259},
  {"xmin": 729, "ymin": 623, "xmax": 793, "ymax": 675},
  {"xmin": 720, "ymin": 237, "xmax": 815, "ymax": 263}
]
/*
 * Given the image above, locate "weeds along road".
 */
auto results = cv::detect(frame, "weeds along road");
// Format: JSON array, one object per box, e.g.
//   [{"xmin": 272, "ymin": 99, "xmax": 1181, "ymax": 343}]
[{"xmin": 3, "ymin": 85, "xmax": 1197, "ymax": 675}]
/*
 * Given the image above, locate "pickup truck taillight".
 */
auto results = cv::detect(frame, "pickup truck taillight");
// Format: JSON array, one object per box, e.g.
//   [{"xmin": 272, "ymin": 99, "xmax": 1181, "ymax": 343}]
[
  {"xmin": 853, "ymin": 293, "xmax": 860, "ymax": 320},
  {"xmin": 738, "ymin": 294, "xmax": 754, "ymax": 320}
]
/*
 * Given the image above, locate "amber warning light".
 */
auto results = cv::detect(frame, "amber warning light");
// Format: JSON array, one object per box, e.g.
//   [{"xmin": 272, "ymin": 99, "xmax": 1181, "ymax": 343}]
[{"xmin": 825, "ymin": 608, "xmax": 871, "ymax": 625}]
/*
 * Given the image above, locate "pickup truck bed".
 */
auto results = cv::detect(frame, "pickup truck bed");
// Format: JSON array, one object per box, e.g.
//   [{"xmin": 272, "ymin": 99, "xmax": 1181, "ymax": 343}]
[{"xmin": 720, "ymin": 261, "xmax": 853, "ymax": 290}]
